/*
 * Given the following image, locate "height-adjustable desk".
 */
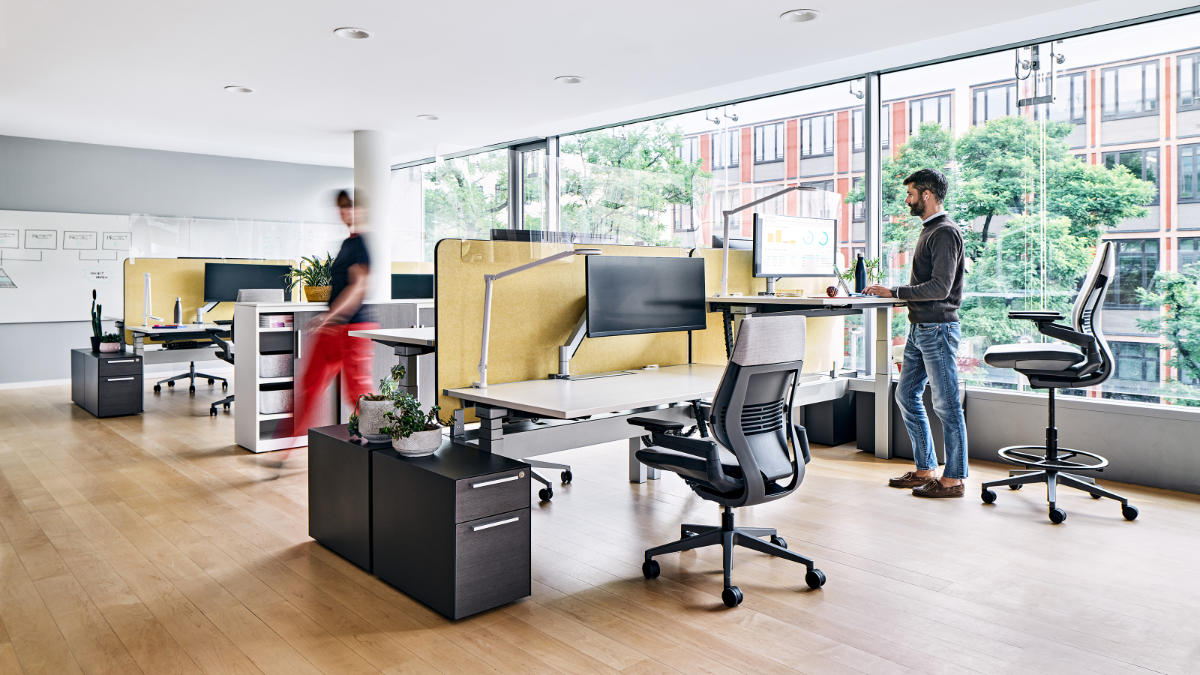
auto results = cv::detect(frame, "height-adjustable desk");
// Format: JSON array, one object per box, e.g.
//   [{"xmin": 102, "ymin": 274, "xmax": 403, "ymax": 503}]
[
  {"xmin": 445, "ymin": 364, "xmax": 726, "ymax": 483},
  {"xmin": 705, "ymin": 295, "xmax": 904, "ymax": 459},
  {"xmin": 348, "ymin": 327, "xmax": 435, "ymax": 402}
]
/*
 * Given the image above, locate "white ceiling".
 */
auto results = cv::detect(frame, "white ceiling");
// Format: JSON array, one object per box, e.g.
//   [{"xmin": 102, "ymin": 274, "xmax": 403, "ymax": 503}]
[{"xmin": 0, "ymin": 1, "xmax": 1191, "ymax": 167}]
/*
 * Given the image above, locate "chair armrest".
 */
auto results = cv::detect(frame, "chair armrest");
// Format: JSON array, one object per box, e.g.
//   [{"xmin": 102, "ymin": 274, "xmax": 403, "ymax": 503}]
[
  {"xmin": 648, "ymin": 432, "xmax": 720, "ymax": 460},
  {"xmin": 1009, "ymin": 311, "xmax": 1063, "ymax": 322},
  {"xmin": 628, "ymin": 417, "xmax": 685, "ymax": 435}
]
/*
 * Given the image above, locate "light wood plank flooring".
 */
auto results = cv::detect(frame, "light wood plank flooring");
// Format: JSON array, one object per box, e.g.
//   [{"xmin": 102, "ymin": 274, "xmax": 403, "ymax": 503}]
[{"xmin": 1, "ymin": 382, "xmax": 1198, "ymax": 673}]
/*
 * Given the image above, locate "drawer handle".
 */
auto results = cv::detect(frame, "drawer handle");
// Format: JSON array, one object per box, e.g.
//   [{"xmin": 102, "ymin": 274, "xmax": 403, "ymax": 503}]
[
  {"xmin": 471, "ymin": 516, "xmax": 520, "ymax": 532},
  {"xmin": 106, "ymin": 376, "xmax": 136, "ymax": 382},
  {"xmin": 107, "ymin": 359, "xmax": 137, "ymax": 364},
  {"xmin": 470, "ymin": 474, "xmax": 522, "ymax": 489}
]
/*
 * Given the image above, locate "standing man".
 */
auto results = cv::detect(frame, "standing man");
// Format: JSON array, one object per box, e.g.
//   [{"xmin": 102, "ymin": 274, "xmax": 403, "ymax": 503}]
[{"xmin": 864, "ymin": 169, "xmax": 968, "ymax": 498}]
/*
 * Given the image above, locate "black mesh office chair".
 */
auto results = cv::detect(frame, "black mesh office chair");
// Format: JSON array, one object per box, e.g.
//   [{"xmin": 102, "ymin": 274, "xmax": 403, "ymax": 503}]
[
  {"xmin": 980, "ymin": 241, "xmax": 1138, "ymax": 524},
  {"xmin": 628, "ymin": 314, "xmax": 825, "ymax": 607}
]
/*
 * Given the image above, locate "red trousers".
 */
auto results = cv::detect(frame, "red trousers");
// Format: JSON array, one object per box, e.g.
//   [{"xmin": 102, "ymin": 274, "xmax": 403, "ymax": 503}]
[{"xmin": 292, "ymin": 322, "xmax": 378, "ymax": 437}]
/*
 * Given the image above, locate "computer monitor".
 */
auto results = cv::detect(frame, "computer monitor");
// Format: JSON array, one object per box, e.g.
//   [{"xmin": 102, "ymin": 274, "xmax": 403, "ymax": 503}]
[
  {"xmin": 203, "ymin": 263, "xmax": 292, "ymax": 302},
  {"xmin": 711, "ymin": 234, "xmax": 753, "ymax": 250},
  {"xmin": 391, "ymin": 273, "xmax": 434, "ymax": 299},
  {"xmin": 752, "ymin": 213, "xmax": 837, "ymax": 278},
  {"xmin": 585, "ymin": 256, "xmax": 707, "ymax": 338}
]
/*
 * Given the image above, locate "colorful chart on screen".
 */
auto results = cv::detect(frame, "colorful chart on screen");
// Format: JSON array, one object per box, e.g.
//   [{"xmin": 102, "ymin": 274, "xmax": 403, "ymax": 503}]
[{"xmin": 752, "ymin": 214, "xmax": 837, "ymax": 277}]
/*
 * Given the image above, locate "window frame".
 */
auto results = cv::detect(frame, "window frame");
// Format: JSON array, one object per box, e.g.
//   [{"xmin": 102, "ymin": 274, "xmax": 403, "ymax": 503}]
[
  {"xmin": 711, "ymin": 130, "xmax": 741, "ymax": 170},
  {"xmin": 753, "ymin": 122, "xmax": 786, "ymax": 164},
  {"xmin": 679, "ymin": 136, "xmax": 700, "ymax": 164},
  {"xmin": 972, "ymin": 83, "xmax": 1017, "ymax": 126},
  {"xmin": 1101, "ymin": 60, "xmax": 1160, "ymax": 120},
  {"xmin": 1179, "ymin": 143, "xmax": 1199, "ymax": 204},
  {"xmin": 800, "ymin": 114, "xmax": 835, "ymax": 158},
  {"xmin": 1111, "ymin": 341, "xmax": 1161, "ymax": 383},
  {"xmin": 852, "ymin": 177, "xmax": 865, "ymax": 222},
  {"xmin": 909, "ymin": 93, "xmax": 952, "ymax": 135},
  {"xmin": 1105, "ymin": 238, "xmax": 1161, "ymax": 309},
  {"xmin": 1179, "ymin": 237, "xmax": 1200, "ymax": 270},
  {"xmin": 1103, "ymin": 148, "xmax": 1160, "ymax": 206},
  {"xmin": 1180, "ymin": 53, "xmax": 1200, "ymax": 112}
]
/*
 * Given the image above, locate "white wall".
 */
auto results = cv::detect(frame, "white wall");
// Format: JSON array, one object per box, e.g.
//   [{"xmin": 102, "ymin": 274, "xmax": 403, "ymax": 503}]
[{"xmin": 0, "ymin": 135, "xmax": 352, "ymax": 384}]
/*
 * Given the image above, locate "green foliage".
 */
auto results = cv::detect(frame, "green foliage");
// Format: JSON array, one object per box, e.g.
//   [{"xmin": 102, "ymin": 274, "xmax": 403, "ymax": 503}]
[
  {"xmin": 423, "ymin": 151, "xmax": 509, "ymax": 259},
  {"xmin": 347, "ymin": 411, "xmax": 360, "ymax": 437},
  {"xmin": 836, "ymin": 258, "xmax": 885, "ymax": 286},
  {"xmin": 379, "ymin": 394, "xmax": 441, "ymax": 439},
  {"xmin": 90, "ymin": 289, "xmax": 102, "ymax": 338},
  {"xmin": 558, "ymin": 121, "xmax": 709, "ymax": 245},
  {"xmin": 286, "ymin": 254, "xmax": 333, "ymax": 287},
  {"xmin": 1136, "ymin": 265, "xmax": 1200, "ymax": 406},
  {"xmin": 358, "ymin": 363, "xmax": 407, "ymax": 403},
  {"xmin": 100, "ymin": 332, "xmax": 122, "ymax": 343}
]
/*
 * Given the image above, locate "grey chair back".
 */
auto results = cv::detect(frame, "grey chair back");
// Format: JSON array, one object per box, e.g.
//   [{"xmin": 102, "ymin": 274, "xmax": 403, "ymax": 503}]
[
  {"xmin": 1069, "ymin": 241, "xmax": 1115, "ymax": 385},
  {"xmin": 708, "ymin": 314, "xmax": 807, "ymax": 507}
]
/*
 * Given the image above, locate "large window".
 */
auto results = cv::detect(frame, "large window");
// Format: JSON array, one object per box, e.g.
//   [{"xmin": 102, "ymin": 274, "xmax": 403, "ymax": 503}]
[
  {"xmin": 420, "ymin": 149, "xmax": 509, "ymax": 259},
  {"xmin": 712, "ymin": 130, "xmax": 740, "ymax": 169},
  {"xmin": 973, "ymin": 83, "xmax": 1017, "ymax": 125},
  {"xmin": 754, "ymin": 122, "xmax": 785, "ymax": 164},
  {"xmin": 679, "ymin": 136, "xmax": 700, "ymax": 164},
  {"xmin": 852, "ymin": 104, "xmax": 891, "ymax": 151},
  {"xmin": 1112, "ymin": 341, "xmax": 1161, "ymax": 382},
  {"xmin": 1102, "ymin": 61, "xmax": 1159, "ymax": 119},
  {"xmin": 753, "ymin": 185, "xmax": 784, "ymax": 216},
  {"xmin": 1180, "ymin": 53, "xmax": 1200, "ymax": 111},
  {"xmin": 909, "ymin": 94, "xmax": 951, "ymax": 134},
  {"xmin": 1180, "ymin": 237, "xmax": 1200, "ymax": 269},
  {"xmin": 1106, "ymin": 239, "xmax": 1160, "ymax": 308},
  {"xmin": 1180, "ymin": 144, "xmax": 1199, "ymax": 203},
  {"xmin": 1104, "ymin": 149, "xmax": 1159, "ymax": 204},
  {"xmin": 801, "ymin": 115, "xmax": 834, "ymax": 157},
  {"xmin": 1047, "ymin": 72, "xmax": 1087, "ymax": 124}
]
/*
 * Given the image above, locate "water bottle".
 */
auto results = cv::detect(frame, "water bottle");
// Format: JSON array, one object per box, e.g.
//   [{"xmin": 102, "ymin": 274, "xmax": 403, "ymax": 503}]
[
  {"xmin": 173, "ymin": 297, "xmax": 183, "ymax": 324},
  {"xmin": 854, "ymin": 254, "xmax": 866, "ymax": 294}
]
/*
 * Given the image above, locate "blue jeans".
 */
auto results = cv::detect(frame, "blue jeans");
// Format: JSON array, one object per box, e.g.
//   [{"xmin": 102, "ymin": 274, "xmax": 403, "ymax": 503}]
[{"xmin": 897, "ymin": 322, "xmax": 968, "ymax": 479}]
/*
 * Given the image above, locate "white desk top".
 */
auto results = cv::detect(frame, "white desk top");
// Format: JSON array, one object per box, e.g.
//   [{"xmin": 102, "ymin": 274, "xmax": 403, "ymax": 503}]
[
  {"xmin": 348, "ymin": 327, "xmax": 435, "ymax": 348},
  {"xmin": 129, "ymin": 322, "xmax": 225, "ymax": 335},
  {"xmin": 235, "ymin": 299, "xmax": 433, "ymax": 312},
  {"xmin": 706, "ymin": 295, "xmax": 903, "ymax": 307},
  {"xmin": 445, "ymin": 364, "xmax": 727, "ymax": 419}
]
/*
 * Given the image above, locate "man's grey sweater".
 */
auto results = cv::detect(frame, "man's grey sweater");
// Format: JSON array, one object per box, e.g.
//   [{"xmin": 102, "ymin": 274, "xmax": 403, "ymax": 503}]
[{"xmin": 893, "ymin": 213, "xmax": 964, "ymax": 323}]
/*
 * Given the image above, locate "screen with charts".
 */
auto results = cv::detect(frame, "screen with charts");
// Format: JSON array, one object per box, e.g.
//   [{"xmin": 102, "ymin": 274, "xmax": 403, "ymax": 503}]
[{"xmin": 753, "ymin": 214, "xmax": 837, "ymax": 278}]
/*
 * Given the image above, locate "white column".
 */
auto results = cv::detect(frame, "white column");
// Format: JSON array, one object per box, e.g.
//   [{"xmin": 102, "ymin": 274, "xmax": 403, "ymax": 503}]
[{"xmin": 354, "ymin": 130, "xmax": 392, "ymax": 302}]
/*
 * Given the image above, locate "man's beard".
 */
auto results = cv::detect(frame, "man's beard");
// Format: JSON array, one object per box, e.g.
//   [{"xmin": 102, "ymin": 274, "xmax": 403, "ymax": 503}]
[{"xmin": 909, "ymin": 201, "xmax": 922, "ymax": 217}]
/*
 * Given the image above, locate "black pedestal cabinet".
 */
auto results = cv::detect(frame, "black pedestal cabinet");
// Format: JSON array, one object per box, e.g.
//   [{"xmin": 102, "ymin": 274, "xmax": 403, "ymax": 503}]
[{"xmin": 70, "ymin": 349, "xmax": 143, "ymax": 417}]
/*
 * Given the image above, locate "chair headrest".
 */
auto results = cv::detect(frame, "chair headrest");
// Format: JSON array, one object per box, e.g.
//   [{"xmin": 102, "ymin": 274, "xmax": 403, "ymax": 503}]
[{"xmin": 730, "ymin": 314, "xmax": 806, "ymax": 366}]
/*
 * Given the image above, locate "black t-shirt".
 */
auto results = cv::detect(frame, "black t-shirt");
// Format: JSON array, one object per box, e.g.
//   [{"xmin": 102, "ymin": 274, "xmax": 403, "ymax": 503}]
[{"xmin": 329, "ymin": 234, "xmax": 373, "ymax": 324}]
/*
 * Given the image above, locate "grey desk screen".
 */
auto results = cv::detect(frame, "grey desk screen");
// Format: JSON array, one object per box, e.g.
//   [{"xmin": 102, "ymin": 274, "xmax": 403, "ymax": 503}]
[
  {"xmin": 391, "ymin": 273, "xmax": 433, "ymax": 299},
  {"xmin": 585, "ymin": 256, "xmax": 706, "ymax": 338},
  {"xmin": 204, "ymin": 263, "xmax": 292, "ymax": 302}
]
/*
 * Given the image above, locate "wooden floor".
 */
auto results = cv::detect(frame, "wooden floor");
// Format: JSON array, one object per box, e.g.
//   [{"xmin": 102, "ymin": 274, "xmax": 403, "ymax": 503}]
[{"xmin": 1, "ymin": 384, "xmax": 1198, "ymax": 674}]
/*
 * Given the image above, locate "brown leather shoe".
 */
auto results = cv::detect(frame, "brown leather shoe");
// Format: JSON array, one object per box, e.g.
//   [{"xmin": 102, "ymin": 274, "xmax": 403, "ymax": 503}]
[
  {"xmin": 912, "ymin": 480, "xmax": 964, "ymax": 498},
  {"xmin": 888, "ymin": 471, "xmax": 936, "ymax": 488}
]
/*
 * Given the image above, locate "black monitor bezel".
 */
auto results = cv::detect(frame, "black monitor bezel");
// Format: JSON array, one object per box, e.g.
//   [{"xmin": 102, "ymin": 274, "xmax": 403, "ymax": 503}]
[
  {"xmin": 202, "ymin": 262, "xmax": 293, "ymax": 303},
  {"xmin": 585, "ymin": 255, "xmax": 707, "ymax": 338},
  {"xmin": 390, "ymin": 273, "xmax": 434, "ymax": 299},
  {"xmin": 751, "ymin": 213, "xmax": 838, "ymax": 278}
]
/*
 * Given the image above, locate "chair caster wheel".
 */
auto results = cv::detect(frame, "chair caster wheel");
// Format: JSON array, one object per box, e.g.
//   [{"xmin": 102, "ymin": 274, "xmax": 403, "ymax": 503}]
[
  {"xmin": 1049, "ymin": 507, "xmax": 1067, "ymax": 524},
  {"xmin": 722, "ymin": 586, "xmax": 743, "ymax": 607},
  {"xmin": 222, "ymin": 382, "xmax": 228, "ymax": 392},
  {"xmin": 1122, "ymin": 504, "xmax": 1139, "ymax": 521},
  {"xmin": 223, "ymin": 403, "xmax": 231, "ymax": 411},
  {"xmin": 1009, "ymin": 484, "xmax": 1022, "ymax": 490},
  {"xmin": 153, "ymin": 385, "xmax": 161, "ymax": 393},
  {"xmin": 642, "ymin": 560, "xmax": 660, "ymax": 579},
  {"xmin": 1091, "ymin": 493, "xmax": 1102, "ymax": 499},
  {"xmin": 167, "ymin": 381, "xmax": 175, "ymax": 388},
  {"xmin": 209, "ymin": 408, "xmax": 217, "ymax": 417},
  {"xmin": 561, "ymin": 470, "xmax": 572, "ymax": 484},
  {"xmin": 538, "ymin": 487, "xmax": 553, "ymax": 502},
  {"xmin": 189, "ymin": 385, "xmax": 196, "ymax": 394},
  {"xmin": 805, "ymin": 568, "xmax": 827, "ymax": 589},
  {"xmin": 981, "ymin": 488, "xmax": 997, "ymax": 504},
  {"xmin": 207, "ymin": 378, "xmax": 214, "ymax": 385},
  {"xmin": 770, "ymin": 535, "xmax": 787, "ymax": 549}
]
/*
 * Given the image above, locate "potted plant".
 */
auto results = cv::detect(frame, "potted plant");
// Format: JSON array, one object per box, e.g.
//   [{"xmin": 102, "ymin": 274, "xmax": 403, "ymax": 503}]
[
  {"xmin": 285, "ymin": 254, "xmax": 334, "ymax": 302},
  {"xmin": 830, "ymin": 258, "xmax": 885, "ymax": 296},
  {"xmin": 99, "ymin": 332, "xmax": 123, "ymax": 353},
  {"xmin": 380, "ymin": 394, "xmax": 443, "ymax": 457},
  {"xmin": 352, "ymin": 364, "xmax": 407, "ymax": 441},
  {"xmin": 90, "ymin": 289, "xmax": 103, "ymax": 352}
]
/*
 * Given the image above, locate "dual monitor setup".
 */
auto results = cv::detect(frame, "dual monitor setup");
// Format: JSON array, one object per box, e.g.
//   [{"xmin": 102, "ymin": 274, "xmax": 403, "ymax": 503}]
[{"xmin": 198, "ymin": 262, "xmax": 434, "ymax": 313}]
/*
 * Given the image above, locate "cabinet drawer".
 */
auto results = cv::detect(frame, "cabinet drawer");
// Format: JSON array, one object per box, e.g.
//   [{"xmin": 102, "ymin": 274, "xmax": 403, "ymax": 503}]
[
  {"xmin": 454, "ymin": 508, "xmax": 530, "ymax": 618},
  {"xmin": 455, "ymin": 469, "xmax": 529, "ymax": 523},
  {"xmin": 98, "ymin": 375, "xmax": 142, "ymax": 416},
  {"xmin": 98, "ymin": 356, "xmax": 142, "ymax": 376}
]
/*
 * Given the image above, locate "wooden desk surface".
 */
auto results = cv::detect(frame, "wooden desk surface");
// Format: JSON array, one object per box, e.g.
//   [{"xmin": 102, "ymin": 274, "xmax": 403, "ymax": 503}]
[{"xmin": 445, "ymin": 364, "xmax": 726, "ymax": 419}]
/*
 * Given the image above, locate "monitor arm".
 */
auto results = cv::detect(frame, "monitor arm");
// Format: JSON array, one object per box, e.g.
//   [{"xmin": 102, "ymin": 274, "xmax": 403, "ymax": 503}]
[
  {"xmin": 550, "ymin": 312, "xmax": 589, "ymax": 380},
  {"xmin": 762, "ymin": 276, "xmax": 782, "ymax": 296}
]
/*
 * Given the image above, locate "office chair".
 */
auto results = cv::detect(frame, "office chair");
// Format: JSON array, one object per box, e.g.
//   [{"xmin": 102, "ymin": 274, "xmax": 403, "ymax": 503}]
[
  {"xmin": 628, "ymin": 314, "xmax": 825, "ymax": 607},
  {"xmin": 980, "ymin": 241, "xmax": 1138, "ymax": 524},
  {"xmin": 154, "ymin": 354, "xmax": 228, "ymax": 395},
  {"xmin": 208, "ymin": 289, "xmax": 284, "ymax": 416}
]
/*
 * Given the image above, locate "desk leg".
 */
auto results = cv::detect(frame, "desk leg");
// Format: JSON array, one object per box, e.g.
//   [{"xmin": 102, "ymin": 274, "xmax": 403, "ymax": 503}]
[
  {"xmin": 873, "ymin": 306, "xmax": 892, "ymax": 459},
  {"xmin": 476, "ymin": 405, "xmax": 506, "ymax": 454},
  {"xmin": 392, "ymin": 345, "xmax": 423, "ymax": 399},
  {"xmin": 133, "ymin": 333, "xmax": 144, "ymax": 356},
  {"xmin": 628, "ymin": 437, "xmax": 659, "ymax": 483}
]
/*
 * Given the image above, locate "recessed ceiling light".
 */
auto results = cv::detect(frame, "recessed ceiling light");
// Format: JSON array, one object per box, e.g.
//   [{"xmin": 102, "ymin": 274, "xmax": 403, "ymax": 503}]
[
  {"xmin": 223, "ymin": 85, "xmax": 254, "ymax": 94},
  {"xmin": 333, "ymin": 26, "xmax": 371, "ymax": 40},
  {"xmin": 779, "ymin": 8, "xmax": 820, "ymax": 23},
  {"xmin": 416, "ymin": 114, "xmax": 439, "ymax": 121},
  {"xmin": 554, "ymin": 75, "xmax": 584, "ymax": 85}
]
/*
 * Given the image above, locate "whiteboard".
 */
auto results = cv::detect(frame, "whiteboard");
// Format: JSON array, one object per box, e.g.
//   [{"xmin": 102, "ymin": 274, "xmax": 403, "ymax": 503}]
[
  {"xmin": 0, "ymin": 210, "xmax": 131, "ymax": 324},
  {"xmin": 752, "ymin": 214, "xmax": 837, "ymax": 277}
]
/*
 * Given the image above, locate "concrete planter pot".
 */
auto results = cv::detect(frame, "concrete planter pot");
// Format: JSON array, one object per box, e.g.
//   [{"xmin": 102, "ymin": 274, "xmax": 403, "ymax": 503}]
[
  {"xmin": 99, "ymin": 341, "xmax": 121, "ymax": 353},
  {"xmin": 391, "ymin": 428, "xmax": 443, "ymax": 457},
  {"xmin": 357, "ymin": 399, "xmax": 393, "ymax": 437}
]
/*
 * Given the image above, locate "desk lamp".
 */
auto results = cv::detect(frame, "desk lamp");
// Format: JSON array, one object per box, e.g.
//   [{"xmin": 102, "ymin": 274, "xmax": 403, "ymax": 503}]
[
  {"xmin": 474, "ymin": 247, "xmax": 601, "ymax": 388},
  {"xmin": 718, "ymin": 184, "xmax": 813, "ymax": 297}
]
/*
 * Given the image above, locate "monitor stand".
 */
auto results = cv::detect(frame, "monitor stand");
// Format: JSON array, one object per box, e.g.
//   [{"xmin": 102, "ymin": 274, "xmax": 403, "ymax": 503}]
[{"xmin": 758, "ymin": 276, "xmax": 781, "ymax": 296}]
